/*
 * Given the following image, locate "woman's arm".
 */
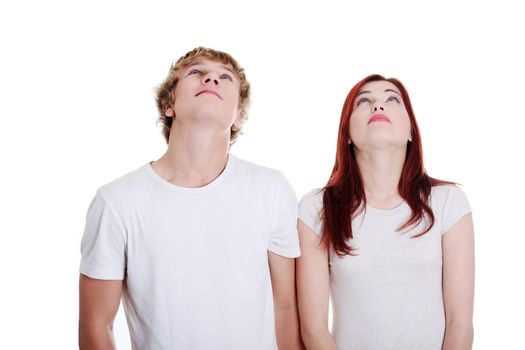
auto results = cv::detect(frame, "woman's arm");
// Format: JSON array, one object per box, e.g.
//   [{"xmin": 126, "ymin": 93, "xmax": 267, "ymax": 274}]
[
  {"xmin": 442, "ymin": 213, "xmax": 475, "ymax": 350},
  {"xmin": 296, "ymin": 220, "xmax": 337, "ymax": 350}
]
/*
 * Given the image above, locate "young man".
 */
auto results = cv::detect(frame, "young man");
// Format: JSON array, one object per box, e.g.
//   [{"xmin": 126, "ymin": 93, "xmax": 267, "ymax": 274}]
[{"xmin": 79, "ymin": 47, "xmax": 303, "ymax": 349}]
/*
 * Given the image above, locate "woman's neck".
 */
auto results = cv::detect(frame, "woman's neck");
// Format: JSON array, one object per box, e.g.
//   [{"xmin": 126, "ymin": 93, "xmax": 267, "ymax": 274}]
[{"xmin": 355, "ymin": 146, "xmax": 406, "ymax": 209}]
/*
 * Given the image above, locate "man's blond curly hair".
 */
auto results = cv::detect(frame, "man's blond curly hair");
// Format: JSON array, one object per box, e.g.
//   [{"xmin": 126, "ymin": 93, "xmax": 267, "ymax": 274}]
[{"xmin": 155, "ymin": 47, "xmax": 251, "ymax": 145}]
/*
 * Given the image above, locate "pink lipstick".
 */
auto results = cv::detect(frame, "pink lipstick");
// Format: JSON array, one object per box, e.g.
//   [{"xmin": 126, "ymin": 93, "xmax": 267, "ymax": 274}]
[{"xmin": 368, "ymin": 114, "xmax": 391, "ymax": 124}]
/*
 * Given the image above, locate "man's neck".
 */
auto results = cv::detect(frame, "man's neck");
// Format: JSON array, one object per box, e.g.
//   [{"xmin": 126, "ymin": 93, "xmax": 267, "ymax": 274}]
[{"xmin": 151, "ymin": 125, "xmax": 230, "ymax": 188}]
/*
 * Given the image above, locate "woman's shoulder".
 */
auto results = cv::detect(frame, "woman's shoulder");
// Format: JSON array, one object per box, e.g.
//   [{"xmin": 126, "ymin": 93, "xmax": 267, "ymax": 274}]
[
  {"xmin": 298, "ymin": 188, "xmax": 325, "ymax": 235},
  {"xmin": 430, "ymin": 183, "xmax": 468, "ymax": 204},
  {"xmin": 299, "ymin": 188, "xmax": 324, "ymax": 208},
  {"xmin": 430, "ymin": 183, "xmax": 471, "ymax": 217},
  {"xmin": 430, "ymin": 184, "xmax": 472, "ymax": 234}
]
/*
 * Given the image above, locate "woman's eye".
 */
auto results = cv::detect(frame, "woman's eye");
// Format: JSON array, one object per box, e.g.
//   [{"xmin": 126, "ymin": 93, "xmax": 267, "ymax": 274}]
[
  {"xmin": 356, "ymin": 97, "xmax": 370, "ymax": 106},
  {"xmin": 387, "ymin": 96, "xmax": 400, "ymax": 103},
  {"xmin": 188, "ymin": 69, "xmax": 201, "ymax": 75},
  {"xmin": 220, "ymin": 74, "xmax": 233, "ymax": 81}
]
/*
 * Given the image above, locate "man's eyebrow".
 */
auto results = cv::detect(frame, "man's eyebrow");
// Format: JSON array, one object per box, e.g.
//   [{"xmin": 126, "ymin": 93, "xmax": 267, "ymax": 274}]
[
  {"xmin": 185, "ymin": 61, "xmax": 236, "ymax": 76},
  {"xmin": 385, "ymin": 89, "xmax": 402, "ymax": 96},
  {"xmin": 221, "ymin": 65, "xmax": 236, "ymax": 76},
  {"xmin": 185, "ymin": 61, "xmax": 204, "ymax": 70}
]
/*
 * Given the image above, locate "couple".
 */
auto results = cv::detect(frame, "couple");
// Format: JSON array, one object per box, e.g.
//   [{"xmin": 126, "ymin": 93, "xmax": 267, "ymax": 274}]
[{"xmin": 79, "ymin": 47, "xmax": 474, "ymax": 350}]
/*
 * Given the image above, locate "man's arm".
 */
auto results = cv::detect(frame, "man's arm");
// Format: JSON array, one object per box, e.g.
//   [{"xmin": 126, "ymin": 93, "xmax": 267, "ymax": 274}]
[
  {"xmin": 268, "ymin": 251, "xmax": 305, "ymax": 350},
  {"xmin": 79, "ymin": 274, "xmax": 123, "ymax": 350},
  {"xmin": 296, "ymin": 220, "xmax": 337, "ymax": 350},
  {"xmin": 442, "ymin": 213, "xmax": 475, "ymax": 350}
]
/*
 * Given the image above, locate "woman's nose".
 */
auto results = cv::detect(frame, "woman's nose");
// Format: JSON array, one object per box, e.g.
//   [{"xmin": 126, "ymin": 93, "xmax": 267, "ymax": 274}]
[{"xmin": 373, "ymin": 106, "xmax": 384, "ymax": 112}]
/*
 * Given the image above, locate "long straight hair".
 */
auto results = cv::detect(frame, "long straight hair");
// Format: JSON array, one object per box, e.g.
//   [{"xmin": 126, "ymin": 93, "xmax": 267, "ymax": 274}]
[{"xmin": 321, "ymin": 74, "xmax": 450, "ymax": 256}]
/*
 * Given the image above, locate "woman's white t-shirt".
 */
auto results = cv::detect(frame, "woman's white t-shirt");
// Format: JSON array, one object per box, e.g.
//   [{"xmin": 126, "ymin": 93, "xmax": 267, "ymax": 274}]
[{"xmin": 299, "ymin": 184, "xmax": 471, "ymax": 350}]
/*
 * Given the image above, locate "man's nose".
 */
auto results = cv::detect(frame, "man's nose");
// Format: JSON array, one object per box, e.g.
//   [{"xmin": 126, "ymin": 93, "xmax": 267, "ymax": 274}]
[{"xmin": 203, "ymin": 73, "xmax": 219, "ymax": 86}]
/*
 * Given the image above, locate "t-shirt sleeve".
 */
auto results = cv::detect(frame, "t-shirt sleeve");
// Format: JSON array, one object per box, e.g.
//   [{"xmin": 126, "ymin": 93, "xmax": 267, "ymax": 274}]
[
  {"xmin": 80, "ymin": 190, "xmax": 127, "ymax": 280},
  {"xmin": 267, "ymin": 173, "xmax": 301, "ymax": 258},
  {"xmin": 298, "ymin": 189, "xmax": 324, "ymax": 236},
  {"xmin": 440, "ymin": 185, "xmax": 472, "ymax": 235}
]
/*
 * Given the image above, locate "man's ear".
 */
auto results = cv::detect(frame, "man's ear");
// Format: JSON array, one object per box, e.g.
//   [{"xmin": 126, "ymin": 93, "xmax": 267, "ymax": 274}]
[
  {"xmin": 232, "ymin": 112, "xmax": 242, "ymax": 131},
  {"xmin": 163, "ymin": 101, "xmax": 174, "ymax": 118}
]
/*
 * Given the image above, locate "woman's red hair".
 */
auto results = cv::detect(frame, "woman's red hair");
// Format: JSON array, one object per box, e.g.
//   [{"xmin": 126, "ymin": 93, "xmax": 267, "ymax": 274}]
[{"xmin": 321, "ymin": 74, "xmax": 450, "ymax": 256}]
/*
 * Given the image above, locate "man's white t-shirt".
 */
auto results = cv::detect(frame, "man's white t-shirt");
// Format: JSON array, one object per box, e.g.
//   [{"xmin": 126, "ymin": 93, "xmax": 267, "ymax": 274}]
[
  {"xmin": 80, "ymin": 154, "xmax": 301, "ymax": 349},
  {"xmin": 299, "ymin": 184, "xmax": 471, "ymax": 350}
]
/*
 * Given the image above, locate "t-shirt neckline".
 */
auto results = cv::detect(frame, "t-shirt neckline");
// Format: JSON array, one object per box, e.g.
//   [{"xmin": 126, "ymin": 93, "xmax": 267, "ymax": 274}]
[
  {"xmin": 364, "ymin": 200, "xmax": 410, "ymax": 217},
  {"xmin": 144, "ymin": 154, "xmax": 236, "ymax": 194}
]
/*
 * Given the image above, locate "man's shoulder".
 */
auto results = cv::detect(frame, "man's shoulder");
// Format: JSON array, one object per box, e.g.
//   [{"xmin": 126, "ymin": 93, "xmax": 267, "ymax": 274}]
[
  {"xmin": 96, "ymin": 163, "xmax": 150, "ymax": 207},
  {"xmin": 231, "ymin": 155, "xmax": 295, "ymax": 196},
  {"xmin": 231, "ymin": 154, "xmax": 287, "ymax": 183}
]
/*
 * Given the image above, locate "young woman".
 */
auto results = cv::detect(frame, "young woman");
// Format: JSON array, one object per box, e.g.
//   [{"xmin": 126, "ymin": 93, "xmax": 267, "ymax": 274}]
[{"xmin": 297, "ymin": 75, "xmax": 474, "ymax": 350}]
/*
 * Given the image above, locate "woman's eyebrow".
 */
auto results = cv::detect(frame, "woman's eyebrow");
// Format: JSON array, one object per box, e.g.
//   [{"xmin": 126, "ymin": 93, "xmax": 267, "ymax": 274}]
[
  {"xmin": 356, "ymin": 90, "xmax": 371, "ymax": 97},
  {"xmin": 385, "ymin": 89, "xmax": 401, "ymax": 96}
]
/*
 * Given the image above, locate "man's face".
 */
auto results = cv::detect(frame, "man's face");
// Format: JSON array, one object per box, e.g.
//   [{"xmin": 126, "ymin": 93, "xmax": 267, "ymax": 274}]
[{"xmin": 164, "ymin": 58, "xmax": 241, "ymax": 133}]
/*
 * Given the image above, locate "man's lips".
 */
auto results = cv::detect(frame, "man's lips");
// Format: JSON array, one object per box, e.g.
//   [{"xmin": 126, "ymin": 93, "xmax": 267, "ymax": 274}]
[
  {"xmin": 368, "ymin": 114, "xmax": 391, "ymax": 124},
  {"xmin": 195, "ymin": 89, "xmax": 223, "ymax": 100}
]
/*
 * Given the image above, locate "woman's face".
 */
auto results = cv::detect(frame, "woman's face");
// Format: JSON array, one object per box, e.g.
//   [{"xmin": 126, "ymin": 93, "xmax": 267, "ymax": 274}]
[{"xmin": 349, "ymin": 80, "xmax": 412, "ymax": 151}]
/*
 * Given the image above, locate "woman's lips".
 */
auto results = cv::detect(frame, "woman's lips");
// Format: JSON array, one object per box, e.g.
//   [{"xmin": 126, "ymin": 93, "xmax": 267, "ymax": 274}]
[
  {"xmin": 368, "ymin": 114, "xmax": 391, "ymax": 124},
  {"xmin": 195, "ymin": 89, "xmax": 223, "ymax": 100}
]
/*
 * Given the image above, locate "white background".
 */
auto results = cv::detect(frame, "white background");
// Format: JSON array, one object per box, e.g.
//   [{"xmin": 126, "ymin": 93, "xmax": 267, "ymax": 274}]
[{"xmin": 1, "ymin": 0, "xmax": 523, "ymax": 348}]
